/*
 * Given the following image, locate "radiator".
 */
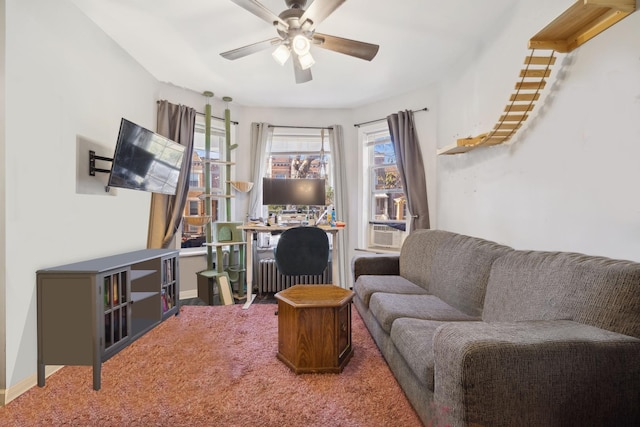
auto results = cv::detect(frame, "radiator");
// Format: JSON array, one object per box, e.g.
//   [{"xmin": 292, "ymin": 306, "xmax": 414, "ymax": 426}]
[{"xmin": 258, "ymin": 258, "xmax": 332, "ymax": 293}]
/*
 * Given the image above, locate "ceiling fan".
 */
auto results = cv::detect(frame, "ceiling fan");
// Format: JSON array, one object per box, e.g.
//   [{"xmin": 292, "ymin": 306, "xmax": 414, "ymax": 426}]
[{"xmin": 221, "ymin": 0, "xmax": 379, "ymax": 84}]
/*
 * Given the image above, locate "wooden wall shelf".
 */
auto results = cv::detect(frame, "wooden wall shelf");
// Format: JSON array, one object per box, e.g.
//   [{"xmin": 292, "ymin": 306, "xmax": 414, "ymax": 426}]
[{"xmin": 529, "ymin": 0, "xmax": 635, "ymax": 53}]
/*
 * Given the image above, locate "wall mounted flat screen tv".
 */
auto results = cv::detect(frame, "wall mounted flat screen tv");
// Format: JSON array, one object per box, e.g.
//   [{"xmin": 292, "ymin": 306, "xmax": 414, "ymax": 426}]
[
  {"xmin": 108, "ymin": 118, "xmax": 186, "ymax": 195},
  {"xmin": 262, "ymin": 177, "xmax": 326, "ymax": 206}
]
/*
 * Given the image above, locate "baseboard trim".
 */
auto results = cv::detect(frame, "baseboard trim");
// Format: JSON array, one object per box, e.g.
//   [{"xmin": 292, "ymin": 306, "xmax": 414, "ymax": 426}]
[
  {"xmin": 180, "ymin": 289, "xmax": 198, "ymax": 300},
  {"xmin": 1, "ymin": 365, "xmax": 63, "ymax": 406}
]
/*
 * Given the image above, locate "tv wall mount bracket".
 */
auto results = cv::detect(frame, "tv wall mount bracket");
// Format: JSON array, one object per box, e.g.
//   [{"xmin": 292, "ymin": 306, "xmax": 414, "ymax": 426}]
[
  {"xmin": 89, "ymin": 150, "xmax": 113, "ymax": 176},
  {"xmin": 89, "ymin": 150, "xmax": 114, "ymax": 192}
]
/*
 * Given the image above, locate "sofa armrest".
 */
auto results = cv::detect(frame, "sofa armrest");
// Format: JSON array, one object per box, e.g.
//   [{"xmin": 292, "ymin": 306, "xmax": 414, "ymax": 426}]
[
  {"xmin": 433, "ymin": 320, "xmax": 640, "ymax": 427},
  {"xmin": 351, "ymin": 253, "xmax": 400, "ymax": 282}
]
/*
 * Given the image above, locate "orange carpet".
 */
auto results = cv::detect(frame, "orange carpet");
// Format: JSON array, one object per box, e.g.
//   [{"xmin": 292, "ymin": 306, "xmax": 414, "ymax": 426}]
[{"xmin": 0, "ymin": 304, "xmax": 422, "ymax": 426}]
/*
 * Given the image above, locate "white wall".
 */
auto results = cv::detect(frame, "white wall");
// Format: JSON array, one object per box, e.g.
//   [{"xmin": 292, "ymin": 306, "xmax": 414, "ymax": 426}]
[
  {"xmin": 4, "ymin": 0, "xmax": 160, "ymax": 392},
  {"xmin": 436, "ymin": 0, "xmax": 640, "ymax": 262},
  {"xmin": 0, "ymin": 0, "xmax": 7, "ymax": 394}
]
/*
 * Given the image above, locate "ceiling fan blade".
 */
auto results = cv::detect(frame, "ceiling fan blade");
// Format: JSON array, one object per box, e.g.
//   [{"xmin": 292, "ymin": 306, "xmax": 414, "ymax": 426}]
[
  {"xmin": 220, "ymin": 38, "xmax": 282, "ymax": 60},
  {"xmin": 312, "ymin": 33, "xmax": 379, "ymax": 61},
  {"xmin": 300, "ymin": 0, "xmax": 346, "ymax": 30},
  {"xmin": 292, "ymin": 52, "xmax": 313, "ymax": 84},
  {"xmin": 230, "ymin": 0, "xmax": 288, "ymax": 29}
]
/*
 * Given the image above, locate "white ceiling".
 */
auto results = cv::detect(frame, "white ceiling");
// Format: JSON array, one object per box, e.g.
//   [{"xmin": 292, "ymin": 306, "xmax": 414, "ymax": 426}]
[{"xmin": 69, "ymin": 0, "xmax": 517, "ymax": 109}]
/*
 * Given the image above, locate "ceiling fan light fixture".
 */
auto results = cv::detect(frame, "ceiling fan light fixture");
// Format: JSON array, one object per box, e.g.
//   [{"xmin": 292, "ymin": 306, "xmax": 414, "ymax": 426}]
[
  {"xmin": 297, "ymin": 51, "xmax": 315, "ymax": 70},
  {"xmin": 223, "ymin": 0, "xmax": 380, "ymax": 83},
  {"xmin": 272, "ymin": 44, "xmax": 291, "ymax": 66},
  {"xmin": 292, "ymin": 34, "xmax": 311, "ymax": 55}
]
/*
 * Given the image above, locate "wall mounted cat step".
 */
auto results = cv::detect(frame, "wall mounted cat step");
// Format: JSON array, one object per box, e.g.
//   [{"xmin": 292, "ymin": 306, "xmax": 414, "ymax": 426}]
[{"xmin": 438, "ymin": 0, "xmax": 636, "ymax": 155}]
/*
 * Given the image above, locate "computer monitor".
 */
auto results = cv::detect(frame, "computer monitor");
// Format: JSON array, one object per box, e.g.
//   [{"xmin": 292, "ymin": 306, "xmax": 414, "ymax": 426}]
[{"xmin": 262, "ymin": 177, "xmax": 326, "ymax": 206}]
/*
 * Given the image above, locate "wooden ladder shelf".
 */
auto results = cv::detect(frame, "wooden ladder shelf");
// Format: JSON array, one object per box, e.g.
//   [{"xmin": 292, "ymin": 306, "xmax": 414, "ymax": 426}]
[
  {"xmin": 438, "ymin": 52, "xmax": 555, "ymax": 155},
  {"xmin": 438, "ymin": 0, "xmax": 636, "ymax": 155}
]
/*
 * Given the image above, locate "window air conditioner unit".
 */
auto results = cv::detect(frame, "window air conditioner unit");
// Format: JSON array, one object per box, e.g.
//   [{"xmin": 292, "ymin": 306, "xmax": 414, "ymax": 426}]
[{"xmin": 369, "ymin": 224, "xmax": 405, "ymax": 249}]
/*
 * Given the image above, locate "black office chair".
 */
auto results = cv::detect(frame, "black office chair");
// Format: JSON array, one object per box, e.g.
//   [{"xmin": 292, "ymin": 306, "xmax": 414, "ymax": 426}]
[
  {"xmin": 274, "ymin": 226, "xmax": 330, "ymax": 277},
  {"xmin": 273, "ymin": 226, "xmax": 330, "ymax": 316}
]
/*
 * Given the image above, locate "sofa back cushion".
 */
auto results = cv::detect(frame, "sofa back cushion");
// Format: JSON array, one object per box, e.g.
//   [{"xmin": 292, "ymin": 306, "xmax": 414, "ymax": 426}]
[
  {"xmin": 427, "ymin": 234, "xmax": 513, "ymax": 317},
  {"xmin": 484, "ymin": 251, "xmax": 640, "ymax": 338},
  {"xmin": 399, "ymin": 229, "xmax": 455, "ymax": 291}
]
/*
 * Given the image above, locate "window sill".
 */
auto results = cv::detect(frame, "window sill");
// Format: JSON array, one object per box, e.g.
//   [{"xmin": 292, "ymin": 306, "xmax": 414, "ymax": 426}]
[
  {"xmin": 179, "ymin": 245, "xmax": 243, "ymax": 258},
  {"xmin": 356, "ymin": 247, "xmax": 401, "ymax": 255},
  {"xmin": 179, "ymin": 247, "xmax": 207, "ymax": 257}
]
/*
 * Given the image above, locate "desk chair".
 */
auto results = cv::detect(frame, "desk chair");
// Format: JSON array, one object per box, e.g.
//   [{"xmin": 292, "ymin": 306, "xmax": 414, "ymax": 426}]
[
  {"xmin": 274, "ymin": 226, "xmax": 330, "ymax": 277},
  {"xmin": 274, "ymin": 226, "xmax": 330, "ymax": 315}
]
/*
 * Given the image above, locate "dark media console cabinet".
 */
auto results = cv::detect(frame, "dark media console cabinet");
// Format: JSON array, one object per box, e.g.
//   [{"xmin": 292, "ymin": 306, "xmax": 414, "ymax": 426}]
[{"xmin": 36, "ymin": 249, "xmax": 179, "ymax": 390}]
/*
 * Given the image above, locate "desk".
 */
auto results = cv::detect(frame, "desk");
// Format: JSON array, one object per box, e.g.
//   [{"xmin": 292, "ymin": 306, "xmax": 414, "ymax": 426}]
[{"xmin": 237, "ymin": 224, "xmax": 345, "ymax": 309}]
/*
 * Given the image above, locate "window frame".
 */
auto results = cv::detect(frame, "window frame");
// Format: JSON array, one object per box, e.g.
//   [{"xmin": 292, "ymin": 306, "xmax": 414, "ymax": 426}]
[
  {"xmin": 179, "ymin": 115, "xmax": 227, "ymax": 252},
  {"xmin": 263, "ymin": 128, "xmax": 333, "ymax": 216},
  {"xmin": 359, "ymin": 123, "xmax": 408, "ymax": 252}
]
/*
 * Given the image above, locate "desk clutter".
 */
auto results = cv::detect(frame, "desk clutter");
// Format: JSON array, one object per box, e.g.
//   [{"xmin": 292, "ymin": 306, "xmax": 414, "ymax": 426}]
[{"xmin": 249, "ymin": 204, "xmax": 344, "ymax": 228}]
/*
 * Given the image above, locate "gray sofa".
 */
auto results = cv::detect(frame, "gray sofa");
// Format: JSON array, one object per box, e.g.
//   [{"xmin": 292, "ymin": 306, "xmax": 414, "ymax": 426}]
[{"xmin": 352, "ymin": 229, "xmax": 640, "ymax": 427}]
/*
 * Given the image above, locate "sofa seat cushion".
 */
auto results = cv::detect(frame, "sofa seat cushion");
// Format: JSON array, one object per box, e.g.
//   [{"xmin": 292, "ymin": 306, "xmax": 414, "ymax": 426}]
[
  {"xmin": 354, "ymin": 275, "xmax": 429, "ymax": 307},
  {"xmin": 369, "ymin": 293, "xmax": 480, "ymax": 333},
  {"xmin": 390, "ymin": 318, "xmax": 450, "ymax": 392}
]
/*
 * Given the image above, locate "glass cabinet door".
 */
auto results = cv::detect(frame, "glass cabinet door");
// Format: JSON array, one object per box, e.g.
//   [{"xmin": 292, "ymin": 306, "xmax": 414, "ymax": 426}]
[
  {"xmin": 103, "ymin": 269, "xmax": 130, "ymax": 351},
  {"xmin": 161, "ymin": 257, "xmax": 177, "ymax": 315}
]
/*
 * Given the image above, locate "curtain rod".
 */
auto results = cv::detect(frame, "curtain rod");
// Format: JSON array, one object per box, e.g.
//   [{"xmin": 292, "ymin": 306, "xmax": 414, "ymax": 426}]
[
  {"xmin": 155, "ymin": 100, "xmax": 239, "ymax": 125},
  {"xmin": 353, "ymin": 107, "xmax": 429, "ymax": 128},
  {"xmin": 195, "ymin": 111, "xmax": 239, "ymax": 125},
  {"xmin": 268, "ymin": 125, "xmax": 334, "ymax": 130}
]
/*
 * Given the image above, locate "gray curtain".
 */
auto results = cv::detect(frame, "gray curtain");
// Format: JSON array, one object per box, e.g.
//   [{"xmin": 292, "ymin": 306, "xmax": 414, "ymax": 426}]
[
  {"xmin": 147, "ymin": 100, "xmax": 196, "ymax": 248},
  {"xmin": 387, "ymin": 110, "xmax": 430, "ymax": 231},
  {"xmin": 328, "ymin": 125, "xmax": 348, "ymax": 288},
  {"xmin": 248, "ymin": 122, "xmax": 273, "ymax": 219}
]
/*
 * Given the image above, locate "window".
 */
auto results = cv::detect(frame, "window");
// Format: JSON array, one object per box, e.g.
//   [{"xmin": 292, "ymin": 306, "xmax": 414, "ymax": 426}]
[
  {"xmin": 181, "ymin": 115, "xmax": 225, "ymax": 248},
  {"xmin": 362, "ymin": 126, "xmax": 407, "ymax": 250},
  {"xmin": 367, "ymin": 130, "xmax": 406, "ymax": 222},
  {"xmin": 264, "ymin": 128, "xmax": 333, "ymax": 214},
  {"xmin": 188, "ymin": 200, "xmax": 199, "ymax": 216}
]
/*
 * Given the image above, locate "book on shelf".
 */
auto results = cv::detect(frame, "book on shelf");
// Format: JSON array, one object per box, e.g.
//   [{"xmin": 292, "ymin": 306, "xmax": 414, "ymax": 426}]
[
  {"xmin": 104, "ymin": 276, "xmax": 111, "ymax": 309},
  {"xmin": 161, "ymin": 288, "xmax": 174, "ymax": 312},
  {"xmin": 162, "ymin": 289, "xmax": 169, "ymax": 312},
  {"xmin": 113, "ymin": 274, "xmax": 119, "ymax": 305},
  {"xmin": 164, "ymin": 259, "xmax": 174, "ymax": 283}
]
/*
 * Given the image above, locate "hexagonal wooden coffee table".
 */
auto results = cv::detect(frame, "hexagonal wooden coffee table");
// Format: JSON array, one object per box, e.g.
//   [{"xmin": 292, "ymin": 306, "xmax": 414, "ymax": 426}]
[{"xmin": 275, "ymin": 284, "xmax": 354, "ymax": 374}]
